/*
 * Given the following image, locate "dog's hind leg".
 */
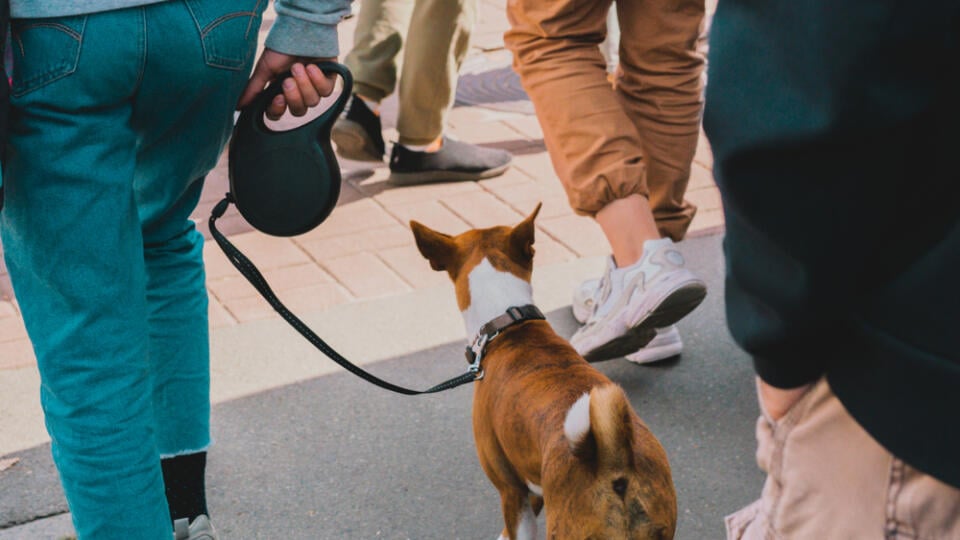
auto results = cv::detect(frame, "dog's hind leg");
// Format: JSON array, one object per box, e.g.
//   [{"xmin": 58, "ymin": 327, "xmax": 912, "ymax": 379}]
[
  {"xmin": 530, "ymin": 493, "xmax": 543, "ymax": 516},
  {"xmin": 497, "ymin": 488, "xmax": 538, "ymax": 540}
]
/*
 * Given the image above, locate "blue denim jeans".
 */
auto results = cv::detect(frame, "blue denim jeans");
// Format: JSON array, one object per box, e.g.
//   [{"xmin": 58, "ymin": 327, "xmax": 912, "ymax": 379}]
[{"xmin": 1, "ymin": 1, "xmax": 266, "ymax": 537}]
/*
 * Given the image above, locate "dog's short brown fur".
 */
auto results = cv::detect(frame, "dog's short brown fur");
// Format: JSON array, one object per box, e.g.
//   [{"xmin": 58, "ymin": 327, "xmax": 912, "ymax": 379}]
[{"xmin": 412, "ymin": 204, "xmax": 677, "ymax": 539}]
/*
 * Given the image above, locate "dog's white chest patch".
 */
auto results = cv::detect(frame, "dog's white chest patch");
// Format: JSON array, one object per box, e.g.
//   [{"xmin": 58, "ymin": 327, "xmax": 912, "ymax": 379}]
[{"xmin": 462, "ymin": 258, "xmax": 533, "ymax": 337}]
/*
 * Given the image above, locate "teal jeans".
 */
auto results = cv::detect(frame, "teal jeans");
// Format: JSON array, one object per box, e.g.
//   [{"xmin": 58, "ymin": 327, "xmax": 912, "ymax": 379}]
[{"xmin": 0, "ymin": 1, "xmax": 266, "ymax": 537}]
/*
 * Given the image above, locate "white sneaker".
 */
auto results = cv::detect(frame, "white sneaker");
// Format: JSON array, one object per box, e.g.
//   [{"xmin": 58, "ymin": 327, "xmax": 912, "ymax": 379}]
[
  {"xmin": 573, "ymin": 279, "xmax": 684, "ymax": 364},
  {"xmin": 173, "ymin": 515, "xmax": 217, "ymax": 540},
  {"xmin": 570, "ymin": 238, "xmax": 706, "ymax": 362},
  {"xmin": 625, "ymin": 325, "xmax": 683, "ymax": 364}
]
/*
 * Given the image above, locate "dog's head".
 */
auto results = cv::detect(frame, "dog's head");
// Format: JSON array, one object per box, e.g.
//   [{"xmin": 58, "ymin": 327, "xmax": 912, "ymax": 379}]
[
  {"xmin": 548, "ymin": 385, "xmax": 678, "ymax": 539},
  {"xmin": 410, "ymin": 203, "xmax": 541, "ymax": 312}
]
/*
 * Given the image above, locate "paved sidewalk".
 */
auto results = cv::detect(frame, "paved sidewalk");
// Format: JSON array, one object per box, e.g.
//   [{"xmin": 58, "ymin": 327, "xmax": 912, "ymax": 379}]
[{"xmin": 0, "ymin": 0, "xmax": 721, "ymax": 370}]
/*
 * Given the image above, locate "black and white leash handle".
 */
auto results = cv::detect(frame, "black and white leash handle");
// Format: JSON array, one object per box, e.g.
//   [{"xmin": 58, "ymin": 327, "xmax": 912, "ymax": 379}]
[{"xmin": 209, "ymin": 196, "xmax": 479, "ymax": 395}]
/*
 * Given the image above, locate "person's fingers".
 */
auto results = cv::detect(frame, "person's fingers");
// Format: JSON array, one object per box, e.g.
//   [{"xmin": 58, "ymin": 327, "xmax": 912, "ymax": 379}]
[
  {"xmin": 291, "ymin": 64, "xmax": 321, "ymax": 108},
  {"xmin": 281, "ymin": 76, "xmax": 307, "ymax": 117},
  {"xmin": 265, "ymin": 94, "xmax": 286, "ymax": 121},
  {"xmin": 305, "ymin": 64, "xmax": 337, "ymax": 98},
  {"xmin": 237, "ymin": 61, "xmax": 273, "ymax": 109}
]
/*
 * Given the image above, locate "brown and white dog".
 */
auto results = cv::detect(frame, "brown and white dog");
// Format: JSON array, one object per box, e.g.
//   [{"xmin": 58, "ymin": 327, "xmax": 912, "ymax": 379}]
[{"xmin": 411, "ymin": 204, "xmax": 677, "ymax": 540}]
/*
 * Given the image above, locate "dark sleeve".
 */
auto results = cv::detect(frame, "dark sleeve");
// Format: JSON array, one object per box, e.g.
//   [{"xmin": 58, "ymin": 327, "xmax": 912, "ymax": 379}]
[{"xmin": 702, "ymin": 0, "xmax": 960, "ymax": 388}]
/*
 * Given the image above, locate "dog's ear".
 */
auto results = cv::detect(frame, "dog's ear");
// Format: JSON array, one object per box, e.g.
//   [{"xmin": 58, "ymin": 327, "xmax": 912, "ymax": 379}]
[
  {"xmin": 509, "ymin": 202, "xmax": 541, "ymax": 262},
  {"xmin": 411, "ymin": 220, "xmax": 457, "ymax": 272}
]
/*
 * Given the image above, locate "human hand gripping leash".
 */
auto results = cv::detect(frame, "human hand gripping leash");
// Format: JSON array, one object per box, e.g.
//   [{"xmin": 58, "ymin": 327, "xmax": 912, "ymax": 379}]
[{"xmin": 209, "ymin": 62, "xmax": 479, "ymax": 395}]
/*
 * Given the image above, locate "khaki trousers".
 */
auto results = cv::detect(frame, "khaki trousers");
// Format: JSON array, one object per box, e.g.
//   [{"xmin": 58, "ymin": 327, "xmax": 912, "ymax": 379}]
[
  {"xmin": 344, "ymin": 0, "xmax": 476, "ymax": 145},
  {"xmin": 727, "ymin": 378, "xmax": 960, "ymax": 540},
  {"xmin": 504, "ymin": 0, "xmax": 705, "ymax": 240}
]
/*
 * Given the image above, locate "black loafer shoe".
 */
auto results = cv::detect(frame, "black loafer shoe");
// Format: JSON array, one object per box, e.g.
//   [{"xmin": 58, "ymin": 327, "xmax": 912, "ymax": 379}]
[{"xmin": 331, "ymin": 94, "xmax": 386, "ymax": 162}]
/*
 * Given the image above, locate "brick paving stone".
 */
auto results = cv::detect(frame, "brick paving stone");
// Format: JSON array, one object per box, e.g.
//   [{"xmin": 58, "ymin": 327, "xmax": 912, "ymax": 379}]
[
  {"xmin": 538, "ymin": 214, "xmax": 611, "ymax": 258},
  {"xmin": 447, "ymin": 106, "xmax": 527, "ymax": 130},
  {"xmin": 207, "ymin": 296, "xmax": 237, "ymax": 329},
  {"xmin": 226, "ymin": 233, "xmax": 312, "ymax": 270},
  {"xmin": 378, "ymin": 244, "xmax": 452, "ymax": 290},
  {"xmin": 0, "ymin": 300, "xmax": 16, "ymax": 318},
  {"xmin": 222, "ymin": 282, "xmax": 352, "ymax": 323},
  {"xmin": 0, "ymin": 313, "xmax": 28, "ymax": 343},
  {"xmin": 689, "ymin": 162, "xmax": 716, "ymax": 191},
  {"xmin": 207, "ymin": 263, "xmax": 335, "ymax": 302},
  {"xmin": 368, "ymin": 176, "xmax": 482, "ymax": 206},
  {"xmin": 0, "ymin": 339, "xmax": 35, "ymax": 370},
  {"xmin": 477, "ymin": 167, "xmax": 538, "ymax": 190},
  {"xmin": 483, "ymin": 177, "xmax": 569, "ymax": 214},
  {"xmin": 386, "ymin": 200, "xmax": 472, "ymax": 236},
  {"xmin": 685, "ymin": 185, "xmax": 723, "ymax": 213},
  {"xmin": 530, "ymin": 233, "xmax": 577, "ymax": 267},
  {"xmin": 688, "ymin": 208, "xmax": 726, "ymax": 237},
  {"xmin": 203, "ymin": 242, "xmax": 241, "ymax": 281},
  {"xmin": 294, "ymin": 197, "xmax": 400, "ymax": 242},
  {"xmin": 453, "ymin": 120, "xmax": 528, "ymax": 145},
  {"xmin": 694, "ymin": 129, "xmax": 714, "ymax": 169},
  {"xmin": 321, "ymin": 252, "xmax": 411, "ymax": 298},
  {"xmin": 511, "ymin": 151, "xmax": 560, "ymax": 184},
  {"xmin": 296, "ymin": 223, "xmax": 414, "ymax": 262},
  {"xmin": 440, "ymin": 190, "xmax": 525, "ymax": 229},
  {"xmin": 502, "ymin": 116, "xmax": 545, "ymax": 140}
]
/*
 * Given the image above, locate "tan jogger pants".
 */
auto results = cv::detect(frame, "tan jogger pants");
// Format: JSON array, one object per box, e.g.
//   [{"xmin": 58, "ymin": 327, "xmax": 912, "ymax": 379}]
[
  {"xmin": 727, "ymin": 378, "xmax": 960, "ymax": 539},
  {"xmin": 504, "ymin": 0, "xmax": 705, "ymax": 240}
]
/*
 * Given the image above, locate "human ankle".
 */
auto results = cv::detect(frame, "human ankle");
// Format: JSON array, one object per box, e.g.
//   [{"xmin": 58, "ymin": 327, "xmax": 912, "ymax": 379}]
[{"xmin": 402, "ymin": 136, "xmax": 443, "ymax": 153}]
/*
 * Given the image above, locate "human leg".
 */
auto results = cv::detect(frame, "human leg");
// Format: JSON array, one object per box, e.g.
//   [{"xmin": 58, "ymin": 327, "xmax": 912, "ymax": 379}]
[
  {"xmin": 2, "ymin": 9, "xmax": 171, "ymax": 538},
  {"xmin": 616, "ymin": 0, "xmax": 705, "ymax": 242},
  {"xmin": 1, "ymin": 2, "xmax": 261, "ymax": 537},
  {"xmin": 343, "ymin": 0, "xmax": 415, "ymax": 102},
  {"xmin": 334, "ymin": 0, "xmax": 415, "ymax": 161},
  {"xmin": 136, "ymin": 0, "xmax": 265, "ymax": 529},
  {"xmin": 726, "ymin": 378, "xmax": 960, "ymax": 539},
  {"xmin": 395, "ymin": 0, "xmax": 475, "ymax": 145},
  {"xmin": 384, "ymin": 0, "xmax": 511, "ymax": 184},
  {"xmin": 505, "ymin": 0, "xmax": 705, "ymax": 362}
]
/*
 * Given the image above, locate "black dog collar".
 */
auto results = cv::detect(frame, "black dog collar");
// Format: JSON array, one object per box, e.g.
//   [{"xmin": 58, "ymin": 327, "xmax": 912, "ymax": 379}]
[{"xmin": 464, "ymin": 305, "xmax": 546, "ymax": 378}]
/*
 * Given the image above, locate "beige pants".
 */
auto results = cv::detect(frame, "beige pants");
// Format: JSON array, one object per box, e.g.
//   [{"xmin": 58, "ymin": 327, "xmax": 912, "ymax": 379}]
[
  {"xmin": 504, "ymin": 0, "xmax": 705, "ymax": 239},
  {"xmin": 727, "ymin": 378, "xmax": 960, "ymax": 540},
  {"xmin": 343, "ymin": 0, "xmax": 476, "ymax": 145}
]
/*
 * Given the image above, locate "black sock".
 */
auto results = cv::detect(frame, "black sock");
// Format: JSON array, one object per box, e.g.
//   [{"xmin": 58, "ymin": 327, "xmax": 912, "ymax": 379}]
[{"xmin": 160, "ymin": 451, "xmax": 209, "ymax": 526}]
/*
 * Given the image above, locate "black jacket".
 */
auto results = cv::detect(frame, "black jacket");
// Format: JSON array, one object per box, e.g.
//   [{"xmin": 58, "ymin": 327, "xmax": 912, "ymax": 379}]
[{"xmin": 703, "ymin": 0, "xmax": 960, "ymax": 488}]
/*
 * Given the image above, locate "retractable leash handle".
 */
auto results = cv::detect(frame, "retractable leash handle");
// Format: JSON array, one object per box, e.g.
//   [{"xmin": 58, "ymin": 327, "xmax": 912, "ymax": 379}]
[
  {"xmin": 209, "ymin": 62, "xmax": 478, "ymax": 395},
  {"xmin": 228, "ymin": 61, "xmax": 351, "ymax": 237}
]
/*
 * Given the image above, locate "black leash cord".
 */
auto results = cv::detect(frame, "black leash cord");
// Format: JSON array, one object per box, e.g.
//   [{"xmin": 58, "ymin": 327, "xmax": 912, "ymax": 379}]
[{"xmin": 208, "ymin": 196, "xmax": 478, "ymax": 395}]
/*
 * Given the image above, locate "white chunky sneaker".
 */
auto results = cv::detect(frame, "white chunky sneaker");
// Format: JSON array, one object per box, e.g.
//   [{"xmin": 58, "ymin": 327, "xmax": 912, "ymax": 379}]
[
  {"xmin": 173, "ymin": 515, "xmax": 217, "ymax": 540},
  {"xmin": 625, "ymin": 325, "xmax": 683, "ymax": 364},
  {"xmin": 570, "ymin": 238, "xmax": 706, "ymax": 362},
  {"xmin": 572, "ymin": 278, "xmax": 684, "ymax": 364}
]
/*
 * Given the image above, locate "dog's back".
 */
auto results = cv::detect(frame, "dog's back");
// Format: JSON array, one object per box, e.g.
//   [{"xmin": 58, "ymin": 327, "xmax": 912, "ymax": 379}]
[{"xmin": 474, "ymin": 323, "xmax": 677, "ymax": 539}]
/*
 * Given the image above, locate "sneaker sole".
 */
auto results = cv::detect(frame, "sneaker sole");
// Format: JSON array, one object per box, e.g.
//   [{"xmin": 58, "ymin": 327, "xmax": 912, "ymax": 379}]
[
  {"xmin": 388, "ymin": 162, "xmax": 510, "ymax": 186},
  {"xmin": 625, "ymin": 335, "xmax": 683, "ymax": 365},
  {"xmin": 331, "ymin": 120, "xmax": 384, "ymax": 162},
  {"xmin": 582, "ymin": 281, "xmax": 706, "ymax": 363}
]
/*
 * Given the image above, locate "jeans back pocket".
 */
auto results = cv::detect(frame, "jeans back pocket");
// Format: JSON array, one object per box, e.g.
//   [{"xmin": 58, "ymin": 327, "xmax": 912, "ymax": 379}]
[
  {"xmin": 184, "ymin": 0, "xmax": 266, "ymax": 71},
  {"xmin": 10, "ymin": 16, "xmax": 86, "ymax": 97}
]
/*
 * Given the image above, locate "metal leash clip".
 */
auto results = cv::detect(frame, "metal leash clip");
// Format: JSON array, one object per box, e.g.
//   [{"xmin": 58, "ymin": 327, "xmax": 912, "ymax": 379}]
[{"xmin": 466, "ymin": 333, "xmax": 490, "ymax": 380}]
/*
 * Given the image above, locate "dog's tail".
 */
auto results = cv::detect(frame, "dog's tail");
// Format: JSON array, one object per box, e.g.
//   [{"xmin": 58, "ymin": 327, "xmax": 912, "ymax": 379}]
[{"xmin": 563, "ymin": 384, "xmax": 633, "ymax": 469}]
